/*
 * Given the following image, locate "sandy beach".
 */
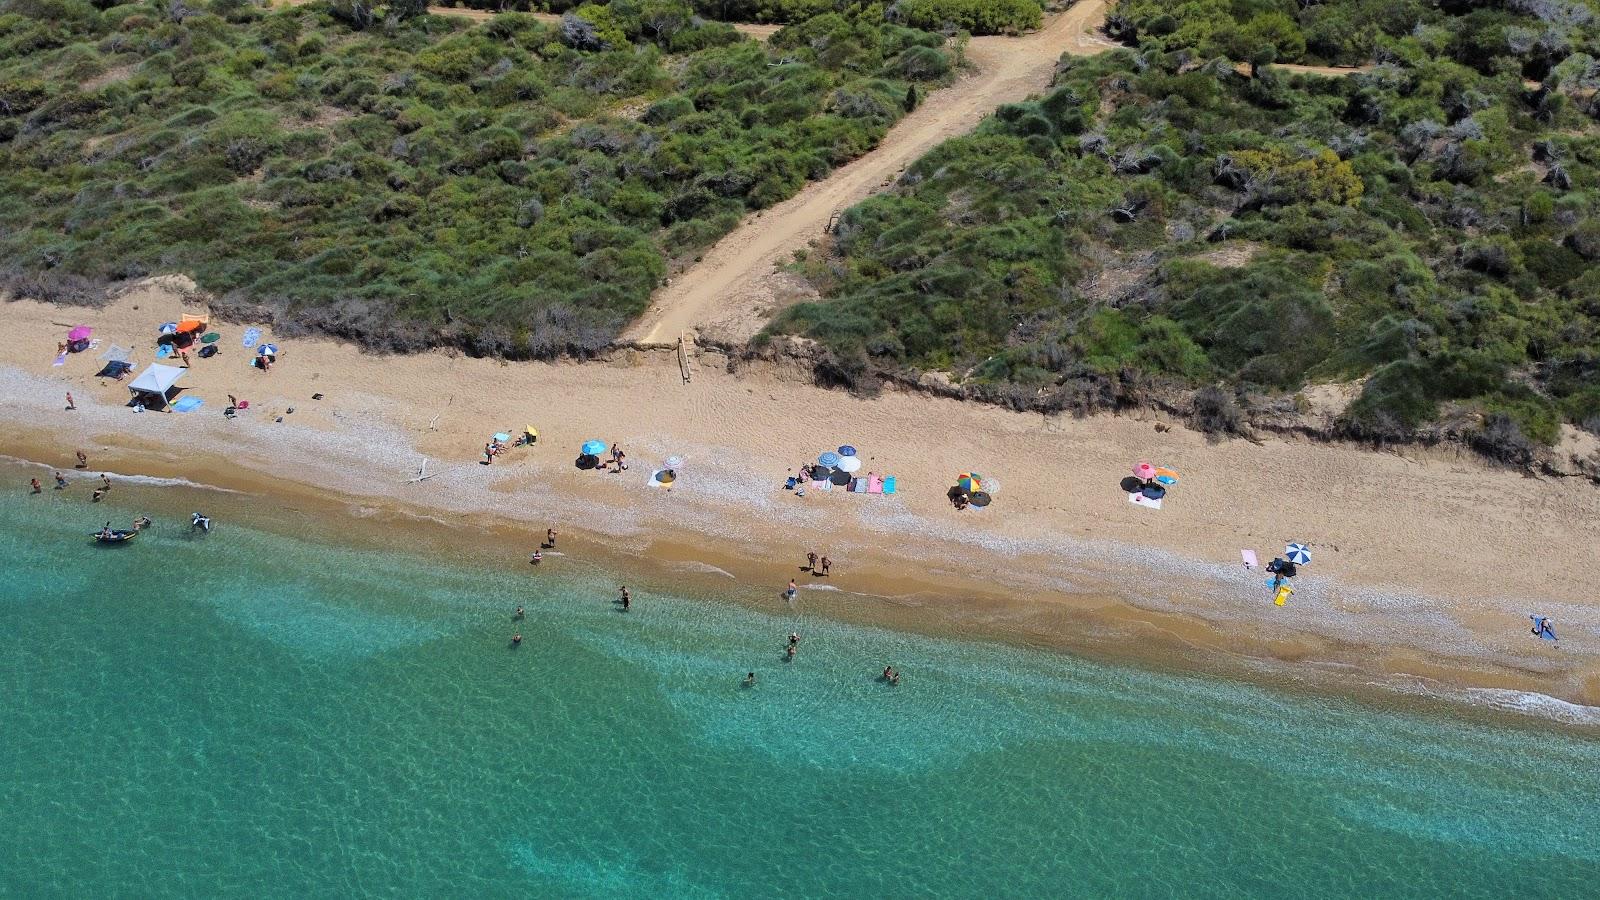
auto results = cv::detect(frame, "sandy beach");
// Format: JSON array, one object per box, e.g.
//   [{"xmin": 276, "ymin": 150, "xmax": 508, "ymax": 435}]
[{"xmin": 4, "ymin": 281, "xmax": 1600, "ymax": 717}]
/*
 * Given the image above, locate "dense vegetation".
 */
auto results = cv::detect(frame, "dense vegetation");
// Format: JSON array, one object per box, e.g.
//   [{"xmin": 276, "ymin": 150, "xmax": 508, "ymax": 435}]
[
  {"xmin": 437, "ymin": 0, "xmax": 1044, "ymax": 36},
  {"xmin": 0, "ymin": 0, "xmax": 952, "ymax": 352},
  {"xmin": 771, "ymin": 0, "xmax": 1600, "ymax": 455}
]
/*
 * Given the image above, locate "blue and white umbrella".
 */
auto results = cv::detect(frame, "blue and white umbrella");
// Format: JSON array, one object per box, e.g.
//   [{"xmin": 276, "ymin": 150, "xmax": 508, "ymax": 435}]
[
  {"xmin": 1284, "ymin": 543, "xmax": 1311, "ymax": 565},
  {"xmin": 159, "ymin": 322, "xmax": 178, "ymax": 335},
  {"xmin": 581, "ymin": 440, "xmax": 608, "ymax": 456},
  {"xmin": 818, "ymin": 451, "xmax": 841, "ymax": 468},
  {"xmin": 257, "ymin": 343, "xmax": 278, "ymax": 357},
  {"xmin": 838, "ymin": 445, "xmax": 857, "ymax": 457}
]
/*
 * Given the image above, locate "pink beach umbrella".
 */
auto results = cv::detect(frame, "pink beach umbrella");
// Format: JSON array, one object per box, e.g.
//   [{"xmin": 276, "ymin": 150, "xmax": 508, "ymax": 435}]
[
  {"xmin": 1133, "ymin": 461, "xmax": 1156, "ymax": 480},
  {"xmin": 67, "ymin": 325, "xmax": 93, "ymax": 341}
]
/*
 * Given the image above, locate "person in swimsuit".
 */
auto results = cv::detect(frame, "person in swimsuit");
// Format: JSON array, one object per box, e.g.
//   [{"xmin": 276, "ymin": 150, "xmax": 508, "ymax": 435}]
[
  {"xmin": 511, "ymin": 633, "xmax": 522, "ymax": 646},
  {"xmin": 819, "ymin": 556, "xmax": 831, "ymax": 576},
  {"xmin": 619, "ymin": 586, "xmax": 631, "ymax": 611},
  {"xmin": 514, "ymin": 606, "xmax": 525, "ymax": 621},
  {"xmin": 30, "ymin": 478, "xmax": 41, "ymax": 494},
  {"xmin": 530, "ymin": 550, "xmax": 542, "ymax": 565},
  {"xmin": 786, "ymin": 580, "xmax": 797, "ymax": 600},
  {"xmin": 54, "ymin": 472, "xmax": 67, "ymax": 490},
  {"xmin": 546, "ymin": 528, "xmax": 557, "ymax": 548},
  {"xmin": 743, "ymin": 672, "xmax": 757, "ymax": 688},
  {"xmin": 806, "ymin": 551, "xmax": 818, "ymax": 572}
]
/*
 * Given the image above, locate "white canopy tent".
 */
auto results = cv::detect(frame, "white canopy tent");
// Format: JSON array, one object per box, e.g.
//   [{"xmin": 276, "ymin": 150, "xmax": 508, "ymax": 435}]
[{"xmin": 128, "ymin": 363, "xmax": 185, "ymax": 407}]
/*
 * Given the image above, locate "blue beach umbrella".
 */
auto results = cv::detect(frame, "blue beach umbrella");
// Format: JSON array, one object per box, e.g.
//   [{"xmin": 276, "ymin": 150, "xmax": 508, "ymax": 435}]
[
  {"xmin": 581, "ymin": 440, "xmax": 608, "ymax": 456},
  {"xmin": 818, "ymin": 451, "xmax": 841, "ymax": 468},
  {"xmin": 257, "ymin": 343, "xmax": 278, "ymax": 357},
  {"xmin": 838, "ymin": 445, "xmax": 857, "ymax": 457},
  {"xmin": 1284, "ymin": 543, "xmax": 1311, "ymax": 566},
  {"xmin": 159, "ymin": 322, "xmax": 178, "ymax": 335}
]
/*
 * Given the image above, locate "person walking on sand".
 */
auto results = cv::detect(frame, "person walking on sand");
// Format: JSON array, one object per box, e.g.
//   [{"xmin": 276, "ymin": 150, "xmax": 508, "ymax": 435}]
[
  {"xmin": 54, "ymin": 472, "xmax": 67, "ymax": 490},
  {"xmin": 30, "ymin": 478, "xmax": 42, "ymax": 494},
  {"xmin": 806, "ymin": 551, "xmax": 818, "ymax": 572},
  {"xmin": 819, "ymin": 556, "xmax": 831, "ymax": 577},
  {"xmin": 75, "ymin": 450, "xmax": 87, "ymax": 469},
  {"xmin": 65, "ymin": 392, "xmax": 75, "ymax": 410}
]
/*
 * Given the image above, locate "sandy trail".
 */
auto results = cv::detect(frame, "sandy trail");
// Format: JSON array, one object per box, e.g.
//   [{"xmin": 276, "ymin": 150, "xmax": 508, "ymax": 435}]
[
  {"xmin": 622, "ymin": 2, "xmax": 1372, "ymax": 345},
  {"xmin": 623, "ymin": 0, "xmax": 1116, "ymax": 345}
]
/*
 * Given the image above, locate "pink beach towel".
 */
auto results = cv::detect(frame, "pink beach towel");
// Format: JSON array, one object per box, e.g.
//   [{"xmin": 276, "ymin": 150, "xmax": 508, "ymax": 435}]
[{"xmin": 867, "ymin": 475, "xmax": 883, "ymax": 494}]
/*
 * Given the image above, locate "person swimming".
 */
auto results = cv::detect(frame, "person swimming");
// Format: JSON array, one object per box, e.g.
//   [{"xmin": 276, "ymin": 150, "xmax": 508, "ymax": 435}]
[
  {"xmin": 742, "ymin": 672, "xmax": 757, "ymax": 688},
  {"xmin": 788, "ymin": 632, "xmax": 799, "ymax": 647},
  {"xmin": 511, "ymin": 632, "xmax": 523, "ymax": 646},
  {"xmin": 785, "ymin": 644, "xmax": 796, "ymax": 661},
  {"xmin": 514, "ymin": 606, "xmax": 525, "ymax": 621},
  {"xmin": 191, "ymin": 512, "xmax": 211, "ymax": 532}
]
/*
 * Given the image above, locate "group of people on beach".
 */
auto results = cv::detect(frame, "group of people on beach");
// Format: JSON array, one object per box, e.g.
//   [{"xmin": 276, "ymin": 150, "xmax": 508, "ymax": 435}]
[{"xmin": 804, "ymin": 552, "xmax": 832, "ymax": 576}]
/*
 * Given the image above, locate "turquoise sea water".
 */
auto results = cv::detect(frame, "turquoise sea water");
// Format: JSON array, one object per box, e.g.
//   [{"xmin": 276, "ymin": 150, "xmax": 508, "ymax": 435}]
[{"xmin": 2, "ymin": 482, "xmax": 1598, "ymax": 898}]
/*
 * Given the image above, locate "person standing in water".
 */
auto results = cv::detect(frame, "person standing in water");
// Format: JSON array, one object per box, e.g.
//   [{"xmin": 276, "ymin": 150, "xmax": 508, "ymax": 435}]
[
  {"xmin": 54, "ymin": 472, "xmax": 67, "ymax": 490},
  {"xmin": 819, "ymin": 556, "xmax": 831, "ymax": 577},
  {"xmin": 100, "ymin": 473, "xmax": 111, "ymax": 492},
  {"xmin": 514, "ymin": 606, "xmax": 525, "ymax": 621},
  {"xmin": 619, "ymin": 586, "xmax": 631, "ymax": 611},
  {"xmin": 786, "ymin": 579, "xmax": 797, "ymax": 601},
  {"xmin": 546, "ymin": 527, "xmax": 557, "ymax": 548},
  {"xmin": 743, "ymin": 672, "xmax": 757, "ymax": 688},
  {"xmin": 30, "ymin": 478, "xmax": 42, "ymax": 494},
  {"xmin": 512, "ymin": 633, "xmax": 522, "ymax": 647},
  {"xmin": 530, "ymin": 550, "xmax": 542, "ymax": 566}
]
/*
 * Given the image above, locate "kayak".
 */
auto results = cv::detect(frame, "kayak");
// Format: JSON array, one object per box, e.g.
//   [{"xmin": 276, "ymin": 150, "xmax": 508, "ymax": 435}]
[{"xmin": 91, "ymin": 529, "xmax": 139, "ymax": 544}]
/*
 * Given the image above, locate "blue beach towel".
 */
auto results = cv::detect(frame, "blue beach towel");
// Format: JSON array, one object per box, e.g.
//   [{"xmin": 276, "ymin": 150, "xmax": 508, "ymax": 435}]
[
  {"xmin": 882, "ymin": 476, "xmax": 897, "ymax": 495},
  {"xmin": 1530, "ymin": 615, "xmax": 1558, "ymax": 641},
  {"xmin": 172, "ymin": 396, "xmax": 204, "ymax": 413},
  {"xmin": 242, "ymin": 327, "xmax": 261, "ymax": 349},
  {"xmin": 155, "ymin": 345, "xmax": 171, "ymax": 359}
]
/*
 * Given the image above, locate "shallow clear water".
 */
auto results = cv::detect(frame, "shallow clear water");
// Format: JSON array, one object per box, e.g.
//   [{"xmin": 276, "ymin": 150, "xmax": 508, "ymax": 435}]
[{"xmin": 2, "ymin": 484, "xmax": 1597, "ymax": 898}]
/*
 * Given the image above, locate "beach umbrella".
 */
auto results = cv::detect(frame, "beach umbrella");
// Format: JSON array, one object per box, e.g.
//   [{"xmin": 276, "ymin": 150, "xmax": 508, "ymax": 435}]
[
  {"xmin": 818, "ymin": 451, "xmax": 841, "ymax": 468},
  {"xmin": 829, "ymin": 469, "xmax": 852, "ymax": 486},
  {"xmin": 970, "ymin": 491, "xmax": 992, "ymax": 508},
  {"xmin": 957, "ymin": 473, "xmax": 982, "ymax": 493},
  {"xmin": 159, "ymin": 322, "xmax": 178, "ymax": 335},
  {"xmin": 837, "ymin": 456, "xmax": 862, "ymax": 473},
  {"xmin": 176, "ymin": 320, "xmax": 204, "ymax": 334},
  {"xmin": 257, "ymin": 343, "xmax": 278, "ymax": 357},
  {"xmin": 1284, "ymin": 543, "xmax": 1311, "ymax": 565},
  {"xmin": 1133, "ymin": 461, "xmax": 1156, "ymax": 480},
  {"xmin": 664, "ymin": 455, "xmax": 684, "ymax": 470},
  {"xmin": 838, "ymin": 445, "xmax": 857, "ymax": 457},
  {"xmin": 68, "ymin": 325, "xmax": 93, "ymax": 341},
  {"xmin": 493, "ymin": 432, "xmax": 511, "ymax": 443},
  {"xmin": 581, "ymin": 440, "xmax": 608, "ymax": 456},
  {"xmin": 811, "ymin": 465, "xmax": 833, "ymax": 480},
  {"xmin": 200, "ymin": 332, "xmax": 220, "ymax": 344},
  {"xmin": 653, "ymin": 469, "xmax": 676, "ymax": 485}
]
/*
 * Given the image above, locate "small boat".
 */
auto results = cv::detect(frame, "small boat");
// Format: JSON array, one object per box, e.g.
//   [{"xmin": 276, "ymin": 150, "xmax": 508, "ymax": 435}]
[{"xmin": 92, "ymin": 529, "xmax": 138, "ymax": 544}]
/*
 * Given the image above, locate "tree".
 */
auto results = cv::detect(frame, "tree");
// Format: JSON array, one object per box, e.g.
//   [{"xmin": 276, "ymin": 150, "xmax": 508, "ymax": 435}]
[{"xmin": 904, "ymin": 83, "xmax": 918, "ymax": 112}]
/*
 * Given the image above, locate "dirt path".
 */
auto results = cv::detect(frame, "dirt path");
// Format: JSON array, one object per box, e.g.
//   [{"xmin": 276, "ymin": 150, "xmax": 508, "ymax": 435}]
[{"xmin": 623, "ymin": 0, "xmax": 1117, "ymax": 345}]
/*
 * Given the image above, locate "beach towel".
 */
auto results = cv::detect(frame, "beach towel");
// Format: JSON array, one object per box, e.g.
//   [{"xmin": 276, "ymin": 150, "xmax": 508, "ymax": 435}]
[
  {"xmin": 172, "ymin": 396, "xmax": 204, "ymax": 413},
  {"xmin": 1128, "ymin": 492, "xmax": 1162, "ymax": 510},
  {"xmin": 1530, "ymin": 615, "xmax": 1558, "ymax": 641},
  {"xmin": 867, "ymin": 475, "xmax": 883, "ymax": 494},
  {"xmin": 812, "ymin": 478, "xmax": 827, "ymax": 490},
  {"xmin": 1241, "ymin": 549, "xmax": 1258, "ymax": 569},
  {"xmin": 882, "ymin": 476, "xmax": 896, "ymax": 495},
  {"xmin": 242, "ymin": 328, "xmax": 261, "ymax": 349},
  {"xmin": 851, "ymin": 478, "xmax": 867, "ymax": 493},
  {"xmin": 156, "ymin": 345, "xmax": 171, "ymax": 359},
  {"xmin": 53, "ymin": 353, "xmax": 66, "ymax": 367}
]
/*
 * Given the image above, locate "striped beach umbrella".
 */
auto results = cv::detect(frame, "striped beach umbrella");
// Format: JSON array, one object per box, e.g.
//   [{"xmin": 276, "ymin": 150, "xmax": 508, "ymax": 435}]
[
  {"xmin": 1284, "ymin": 543, "xmax": 1311, "ymax": 565},
  {"xmin": 818, "ymin": 451, "xmax": 841, "ymax": 468}
]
